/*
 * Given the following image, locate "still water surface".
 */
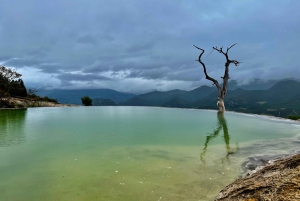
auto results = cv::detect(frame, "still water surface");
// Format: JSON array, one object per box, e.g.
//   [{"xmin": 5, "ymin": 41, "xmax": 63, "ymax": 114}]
[{"xmin": 0, "ymin": 107, "xmax": 299, "ymax": 201}]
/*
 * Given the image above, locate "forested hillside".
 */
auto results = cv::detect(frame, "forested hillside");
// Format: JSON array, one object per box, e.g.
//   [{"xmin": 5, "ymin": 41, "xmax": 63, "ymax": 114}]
[{"xmin": 121, "ymin": 80, "xmax": 300, "ymax": 117}]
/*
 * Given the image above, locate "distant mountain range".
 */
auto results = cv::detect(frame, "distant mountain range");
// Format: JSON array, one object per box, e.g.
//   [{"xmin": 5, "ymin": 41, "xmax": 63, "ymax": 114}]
[
  {"xmin": 120, "ymin": 79, "xmax": 300, "ymax": 117},
  {"xmin": 93, "ymin": 98, "xmax": 116, "ymax": 106},
  {"xmin": 37, "ymin": 79, "xmax": 300, "ymax": 117},
  {"xmin": 37, "ymin": 89, "xmax": 135, "ymax": 105},
  {"xmin": 121, "ymin": 86, "xmax": 217, "ymax": 106}
]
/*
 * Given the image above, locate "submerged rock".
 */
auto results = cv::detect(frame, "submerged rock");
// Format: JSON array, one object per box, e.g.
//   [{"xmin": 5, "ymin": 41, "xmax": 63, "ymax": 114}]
[
  {"xmin": 215, "ymin": 153, "xmax": 300, "ymax": 201},
  {"xmin": 240, "ymin": 154, "xmax": 290, "ymax": 178}
]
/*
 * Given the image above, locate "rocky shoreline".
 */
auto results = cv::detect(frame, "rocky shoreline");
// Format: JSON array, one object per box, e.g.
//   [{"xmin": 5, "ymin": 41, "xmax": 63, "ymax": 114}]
[
  {"xmin": 215, "ymin": 153, "xmax": 300, "ymax": 201},
  {"xmin": 0, "ymin": 97, "xmax": 77, "ymax": 108}
]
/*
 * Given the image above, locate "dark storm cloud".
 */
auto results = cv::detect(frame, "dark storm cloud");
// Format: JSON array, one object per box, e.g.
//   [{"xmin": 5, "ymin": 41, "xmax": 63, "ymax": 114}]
[
  {"xmin": 0, "ymin": 0, "xmax": 300, "ymax": 92},
  {"xmin": 127, "ymin": 67, "xmax": 171, "ymax": 80},
  {"xmin": 126, "ymin": 61, "xmax": 200, "ymax": 81},
  {"xmin": 56, "ymin": 72, "xmax": 111, "ymax": 82}
]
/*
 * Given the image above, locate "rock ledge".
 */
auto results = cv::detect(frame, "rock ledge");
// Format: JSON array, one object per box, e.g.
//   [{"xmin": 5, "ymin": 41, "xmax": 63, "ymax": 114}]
[{"xmin": 215, "ymin": 153, "xmax": 300, "ymax": 201}]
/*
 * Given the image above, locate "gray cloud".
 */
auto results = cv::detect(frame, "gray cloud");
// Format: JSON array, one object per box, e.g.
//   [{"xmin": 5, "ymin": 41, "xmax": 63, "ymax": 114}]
[
  {"xmin": 26, "ymin": 47, "xmax": 50, "ymax": 58},
  {"xmin": 127, "ymin": 43, "xmax": 154, "ymax": 53},
  {"xmin": 56, "ymin": 73, "xmax": 111, "ymax": 82},
  {"xmin": 0, "ymin": 0, "xmax": 300, "ymax": 93},
  {"xmin": 5, "ymin": 58, "xmax": 44, "ymax": 67},
  {"xmin": 0, "ymin": 55, "xmax": 14, "ymax": 62},
  {"xmin": 77, "ymin": 35, "xmax": 98, "ymax": 45},
  {"xmin": 37, "ymin": 63, "xmax": 63, "ymax": 74}
]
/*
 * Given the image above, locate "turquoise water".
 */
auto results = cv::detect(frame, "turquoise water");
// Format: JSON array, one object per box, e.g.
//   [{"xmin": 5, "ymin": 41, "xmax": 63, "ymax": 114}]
[{"xmin": 0, "ymin": 107, "xmax": 299, "ymax": 201}]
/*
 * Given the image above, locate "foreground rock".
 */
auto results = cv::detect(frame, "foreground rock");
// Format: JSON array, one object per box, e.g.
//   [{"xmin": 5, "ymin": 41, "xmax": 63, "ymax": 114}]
[{"xmin": 215, "ymin": 153, "xmax": 300, "ymax": 201}]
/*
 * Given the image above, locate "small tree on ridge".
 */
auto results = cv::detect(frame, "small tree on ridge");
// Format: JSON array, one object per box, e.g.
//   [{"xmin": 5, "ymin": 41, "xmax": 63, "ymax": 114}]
[{"xmin": 81, "ymin": 96, "xmax": 92, "ymax": 106}]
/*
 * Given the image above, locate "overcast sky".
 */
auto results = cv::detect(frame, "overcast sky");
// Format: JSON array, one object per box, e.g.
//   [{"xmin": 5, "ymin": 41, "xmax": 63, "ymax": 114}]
[{"xmin": 0, "ymin": 0, "xmax": 299, "ymax": 93}]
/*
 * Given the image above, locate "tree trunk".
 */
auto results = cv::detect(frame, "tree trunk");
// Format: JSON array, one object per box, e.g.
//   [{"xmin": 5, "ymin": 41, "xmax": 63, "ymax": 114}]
[{"xmin": 217, "ymin": 97, "xmax": 225, "ymax": 112}]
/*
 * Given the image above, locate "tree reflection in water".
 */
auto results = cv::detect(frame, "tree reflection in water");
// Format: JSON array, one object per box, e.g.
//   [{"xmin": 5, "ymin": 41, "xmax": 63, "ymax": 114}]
[
  {"xmin": 0, "ymin": 109, "xmax": 27, "ymax": 147},
  {"xmin": 200, "ymin": 111, "xmax": 239, "ymax": 163}
]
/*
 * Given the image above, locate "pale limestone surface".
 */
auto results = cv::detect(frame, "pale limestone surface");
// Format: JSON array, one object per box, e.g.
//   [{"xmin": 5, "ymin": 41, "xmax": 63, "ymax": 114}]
[
  {"xmin": 215, "ymin": 154, "xmax": 300, "ymax": 201},
  {"xmin": 1, "ymin": 97, "xmax": 77, "ymax": 108}
]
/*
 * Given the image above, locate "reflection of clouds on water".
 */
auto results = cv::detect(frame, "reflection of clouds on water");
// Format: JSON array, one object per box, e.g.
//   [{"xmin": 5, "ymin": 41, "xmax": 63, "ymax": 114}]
[
  {"xmin": 200, "ymin": 111, "xmax": 239, "ymax": 163},
  {"xmin": 0, "ymin": 109, "xmax": 27, "ymax": 147}
]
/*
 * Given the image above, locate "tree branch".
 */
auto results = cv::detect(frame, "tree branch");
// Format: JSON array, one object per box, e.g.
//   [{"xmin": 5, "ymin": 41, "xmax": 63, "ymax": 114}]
[
  {"xmin": 213, "ymin": 46, "xmax": 226, "ymax": 56},
  {"xmin": 0, "ymin": 65, "xmax": 22, "ymax": 81},
  {"xmin": 214, "ymin": 44, "xmax": 240, "ymax": 98},
  {"xmin": 194, "ymin": 45, "xmax": 221, "ymax": 92},
  {"xmin": 230, "ymin": 60, "xmax": 240, "ymax": 66},
  {"xmin": 226, "ymin": 43, "xmax": 237, "ymax": 54}
]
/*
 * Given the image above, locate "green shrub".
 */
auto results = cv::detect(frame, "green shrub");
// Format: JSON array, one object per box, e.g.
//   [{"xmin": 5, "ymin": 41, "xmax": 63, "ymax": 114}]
[
  {"xmin": 286, "ymin": 115, "xmax": 300, "ymax": 120},
  {"xmin": 81, "ymin": 96, "xmax": 92, "ymax": 106}
]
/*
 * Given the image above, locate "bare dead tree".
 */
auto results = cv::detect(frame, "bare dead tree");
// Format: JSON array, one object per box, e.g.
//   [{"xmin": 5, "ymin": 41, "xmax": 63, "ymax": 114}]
[{"xmin": 194, "ymin": 44, "xmax": 240, "ymax": 111}]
